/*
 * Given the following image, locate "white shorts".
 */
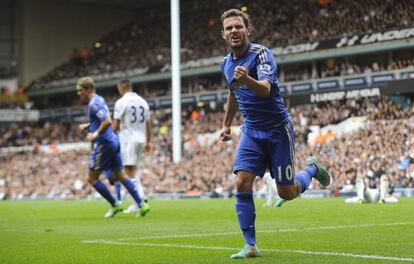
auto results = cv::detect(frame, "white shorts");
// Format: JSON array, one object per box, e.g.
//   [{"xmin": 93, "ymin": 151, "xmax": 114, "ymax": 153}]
[
  {"xmin": 364, "ymin": 188, "xmax": 380, "ymax": 203},
  {"xmin": 120, "ymin": 141, "xmax": 144, "ymax": 166}
]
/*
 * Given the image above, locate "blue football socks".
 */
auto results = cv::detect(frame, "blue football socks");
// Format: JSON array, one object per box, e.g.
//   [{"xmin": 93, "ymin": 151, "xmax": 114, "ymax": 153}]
[
  {"xmin": 92, "ymin": 180, "xmax": 116, "ymax": 207},
  {"xmin": 295, "ymin": 164, "xmax": 317, "ymax": 193},
  {"xmin": 235, "ymin": 192, "xmax": 256, "ymax": 246},
  {"xmin": 114, "ymin": 181, "xmax": 122, "ymax": 202},
  {"xmin": 122, "ymin": 179, "xmax": 143, "ymax": 207}
]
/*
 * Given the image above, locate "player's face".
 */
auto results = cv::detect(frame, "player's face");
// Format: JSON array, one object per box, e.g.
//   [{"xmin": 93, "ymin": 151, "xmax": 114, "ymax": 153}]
[
  {"xmin": 76, "ymin": 85, "xmax": 88, "ymax": 102},
  {"xmin": 117, "ymin": 84, "xmax": 126, "ymax": 95},
  {"xmin": 222, "ymin": 16, "xmax": 250, "ymax": 50}
]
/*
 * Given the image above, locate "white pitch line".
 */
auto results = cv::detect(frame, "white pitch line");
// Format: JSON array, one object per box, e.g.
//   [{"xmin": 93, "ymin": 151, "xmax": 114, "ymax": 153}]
[
  {"xmin": 82, "ymin": 239, "xmax": 414, "ymax": 262},
  {"xmin": 116, "ymin": 221, "xmax": 414, "ymax": 241}
]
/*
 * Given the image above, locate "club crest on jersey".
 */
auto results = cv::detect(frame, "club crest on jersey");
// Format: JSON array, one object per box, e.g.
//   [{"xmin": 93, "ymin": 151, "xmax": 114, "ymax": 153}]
[
  {"xmin": 228, "ymin": 79, "xmax": 243, "ymax": 92},
  {"xmin": 259, "ymin": 63, "xmax": 271, "ymax": 74},
  {"xmin": 96, "ymin": 110, "xmax": 105, "ymax": 119}
]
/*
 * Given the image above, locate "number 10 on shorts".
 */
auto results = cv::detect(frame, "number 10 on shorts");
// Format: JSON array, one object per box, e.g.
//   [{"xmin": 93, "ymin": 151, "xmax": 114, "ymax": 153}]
[{"xmin": 277, "ymin": 165, "xmax": 293, "ymax": 182}]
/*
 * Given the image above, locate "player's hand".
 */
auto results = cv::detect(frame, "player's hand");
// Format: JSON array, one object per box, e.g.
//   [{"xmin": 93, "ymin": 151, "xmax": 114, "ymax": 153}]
[
  {"xmin": 144, "ymin": 143, "xmax": 151, "ymax": 152},
  {"xmin": 234, "ymin": 66, "xmax": 249, "ymax": 83},
  {"xmin": 219, "ymin": 126, "xmax": 232, "ymax": 141},
  {"xmin": 86, "ymin": 132, "xmax": 96, "ymax": 142},
  {"xmin": 79, "ymin": 123, "xmax": 89, "ymax": 131}
]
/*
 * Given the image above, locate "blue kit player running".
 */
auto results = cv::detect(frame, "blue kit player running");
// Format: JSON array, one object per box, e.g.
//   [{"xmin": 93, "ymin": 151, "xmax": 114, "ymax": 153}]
[
  {"xmin": 76, "ymin": 77, "xmax": 150, "ymax": 218},
  {"xmin": 219, "ymin": 9, "xmax": 331, "ymax": 259}
]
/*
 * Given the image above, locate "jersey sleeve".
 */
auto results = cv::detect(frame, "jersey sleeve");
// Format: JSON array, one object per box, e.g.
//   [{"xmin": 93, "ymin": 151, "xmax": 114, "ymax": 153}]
[
  {"xmin": 220, "ymin": 56, "xmax": 234, "ymax": 94},
  {"xmin": 91, "ymin": 99, "xmax": 110, "ymax": 122},
  {"xmin": 223, "ymin": 74, "xmax": 234, "ymax": 94},
  {"xmin": 256, "ymin": 48, "xmax": 277, "ymax": 85},
  {"xmin": 113, "ymin": 99, "xmax": 124, "ymax": 120}
]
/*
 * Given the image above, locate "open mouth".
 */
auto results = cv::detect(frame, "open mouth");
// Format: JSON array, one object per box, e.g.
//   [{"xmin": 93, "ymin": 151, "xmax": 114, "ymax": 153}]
[{"xmin": 231, "ymin": 36, "xmax": 241, "ymax": 42}]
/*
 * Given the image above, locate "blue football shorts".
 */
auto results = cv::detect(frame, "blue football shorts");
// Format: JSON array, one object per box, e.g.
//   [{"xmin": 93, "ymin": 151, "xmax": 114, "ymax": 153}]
[
  {"xmin": 89, "ymin": 138, "xmax": 123, "ymax": 171},
  {"xmin": 233, "ymin": 121, "xmax": 296, "ymax": 185}
]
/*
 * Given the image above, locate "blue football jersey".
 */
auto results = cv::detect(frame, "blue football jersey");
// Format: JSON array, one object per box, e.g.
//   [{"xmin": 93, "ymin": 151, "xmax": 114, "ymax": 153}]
[
  {"xmin": 88, "ymin": 94, "xmax": 114, "ymax": 143},
  {"xmin": 220, "ymin": 43, "xmax": 289, "ymax": 129}
]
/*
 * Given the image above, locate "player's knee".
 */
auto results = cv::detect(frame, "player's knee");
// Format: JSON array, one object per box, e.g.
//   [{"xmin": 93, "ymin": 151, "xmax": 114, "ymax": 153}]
[
  {"xmin": 88, "ymin": 170, "xmax": 100, "ymax": 184},
  {"xmin": 235, "ymin": 180, "xmax": 250, "ymax": 192},
  {"xmin": 277, "ymin": 184, "xmax": 298, "ymax": 200},
  {"xmin": 87, "ymin": 176, "xmax": 97, "ymax": 184},
  {"xmin": 235, "ymin": 176, "xmax": 253, "ymax": 192},
  {"xmin": 124, "ymin": 166, "xmax": 136, "ymax": 177},
  {"xmin": 113, "ymin": 170, "xmax": 125, "ymax": 181},
  {"xmin": 278, "ymin": 191, "xmax": 296, "ymax": 201}
]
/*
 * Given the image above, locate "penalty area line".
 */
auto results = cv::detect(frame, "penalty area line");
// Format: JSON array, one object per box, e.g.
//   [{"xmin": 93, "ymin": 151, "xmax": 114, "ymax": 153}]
[{"xmin": 81, "ymin": 239, "xmax": 414, "ymax": 262}]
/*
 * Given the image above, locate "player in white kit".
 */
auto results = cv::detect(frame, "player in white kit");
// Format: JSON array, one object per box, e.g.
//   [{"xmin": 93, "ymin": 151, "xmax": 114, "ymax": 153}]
[
  {"xmin": 345, "ymin": 160, "xmax": 398, "ymax": 204},
  {"xmin": 113, "ymin": 79, "xmax": 152, "ymax": 214},
  {"xmin": 261, "ymin": 172, "xmax": 285, "ymax": 207}
]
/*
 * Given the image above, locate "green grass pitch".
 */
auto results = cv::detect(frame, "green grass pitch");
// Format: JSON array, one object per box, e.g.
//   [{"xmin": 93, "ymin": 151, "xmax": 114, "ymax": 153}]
[{"xmin": 1, "ymin": 197, "xmax": 413, "ymax": 263}]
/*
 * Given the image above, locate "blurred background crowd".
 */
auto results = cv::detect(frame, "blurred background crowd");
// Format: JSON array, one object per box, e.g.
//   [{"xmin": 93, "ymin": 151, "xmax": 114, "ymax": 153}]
[
  {"xmin": 1, "ymin": 0, "xmax": 414, "ymax": 200},
  {"xmin": 29, "ymin": 0, "xmax": 414, "ymax": 90},
  {"xmin": 2, "ymin": 96, "xmax": 414, "ymax": 200}
]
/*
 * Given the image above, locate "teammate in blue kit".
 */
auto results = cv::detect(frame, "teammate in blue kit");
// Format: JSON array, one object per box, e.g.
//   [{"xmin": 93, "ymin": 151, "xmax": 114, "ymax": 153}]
[
  {"xmin": 218, "ymin": 9, "xmax": 331, "ymax": 259},
  {"xmin": 76, "ymin": 77, "xmax": 150, "ymax": 218}
]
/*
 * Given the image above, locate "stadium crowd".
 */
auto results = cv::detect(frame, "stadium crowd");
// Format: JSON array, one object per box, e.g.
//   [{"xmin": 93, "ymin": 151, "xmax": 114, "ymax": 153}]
[
  {"xmin": 0, "ymin": 122, "xmax": 83, "ymax": 148},
  {"xmin": 1, "ymin": 96, "xmax": 414, "ymax": 200},
  {"xmin": 3, "ymin": 0, "xmax": 414, "ymax": 200},
  {"xmin": 30, "ymin": 0, "xmax": 414, "ymax": 90},
  {"xmin": 124, "ymin": 57, "xmax": 414, "ymax": 99},
  {"xmin": 27, "ymin": 54, "xmax": 414, "ymax": 111},
  {"xmin": 0, "ymin": 85, "xmax": 28, "ymax": 110},
  {"xmin": 282, "ymin": 58, "xmax": 414, "ymax": 83}
]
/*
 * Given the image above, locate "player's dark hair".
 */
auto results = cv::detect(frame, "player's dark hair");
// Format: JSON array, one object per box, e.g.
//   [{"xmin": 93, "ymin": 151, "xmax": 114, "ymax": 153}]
[
  {"xmin": 221, "ymin": 9, "xmax": 250, "ymax": 29},
  {"xmin": 118, "ymin": 79, "xmax": 132, "ymax": 89}
]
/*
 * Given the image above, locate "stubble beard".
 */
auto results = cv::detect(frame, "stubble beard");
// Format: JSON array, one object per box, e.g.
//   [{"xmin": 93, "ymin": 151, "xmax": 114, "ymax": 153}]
[{"xmin": 228, "ymin": 36, "xmax": 247, "ymax": 54}]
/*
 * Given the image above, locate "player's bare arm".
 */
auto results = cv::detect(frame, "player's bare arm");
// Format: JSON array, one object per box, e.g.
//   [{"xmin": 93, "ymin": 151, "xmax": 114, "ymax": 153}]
[
  {"xmin": 145, "ymin": 120, "xmax": 152, "ymax": 152},
  {"xmin": 220, "ymin": 91, "xmax": 239, "ymax": 142},
  {"xmin": 87, "ymin": 118, "xmax": 112, "ymax": 142},
  {"xmin": 79, "ymin": 123, "xmax": 90, "ymax": 131},
  {"xmin": 112, "ymin": 119, "xmax": 121, "ymax": 133},
  {"xmin": 234, "ymin": 66, "xmax": 271, "ymax": 97}
]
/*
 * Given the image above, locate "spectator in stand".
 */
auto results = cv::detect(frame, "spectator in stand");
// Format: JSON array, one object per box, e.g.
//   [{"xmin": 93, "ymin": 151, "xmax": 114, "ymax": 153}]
[
  {"xmin": 30, "ymin": 0, "xmax": 414, "ymax": 90},
  {"xmin": 80, "ymin": 47, "xmax": 91, "ymax": 66}
]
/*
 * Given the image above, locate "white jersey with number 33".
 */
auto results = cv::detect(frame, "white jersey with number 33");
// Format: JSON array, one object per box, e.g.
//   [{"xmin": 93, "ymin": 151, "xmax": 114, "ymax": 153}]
[{"xmin": 114, "ymin": 92, "xmax": 150, "ymax": 143}]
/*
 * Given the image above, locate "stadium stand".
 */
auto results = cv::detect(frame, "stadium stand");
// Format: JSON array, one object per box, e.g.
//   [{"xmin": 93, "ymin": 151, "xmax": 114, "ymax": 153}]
[
  {"xmin": 28, "ymin": 0, "xmax": 414, "ymax": 91},
  {"xmin": 2, "ymin": 96, "xmax": 414, "ymax": 199},
  {"xmin": 20, "ymin": 55, "xmax": 414, "ymax": 110},
  {"xmin": 2, "ymin": 0, "xmax": 414, "ymax": 200}
]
